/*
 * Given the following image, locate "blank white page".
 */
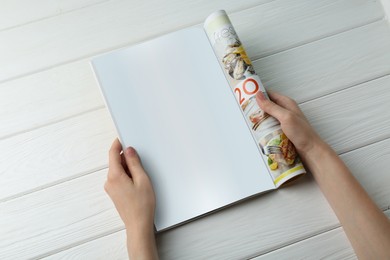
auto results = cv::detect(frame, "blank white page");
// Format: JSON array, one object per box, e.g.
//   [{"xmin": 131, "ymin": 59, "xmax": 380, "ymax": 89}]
[{"xmin": 91, "ymin": 27, "xmax": 275, "ymax": 231}]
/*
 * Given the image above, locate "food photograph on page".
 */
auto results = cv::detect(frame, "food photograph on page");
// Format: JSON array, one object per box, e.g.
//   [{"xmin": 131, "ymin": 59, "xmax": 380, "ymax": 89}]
[
  {"xmin": 205, "ymin": 10, "xmax": 305, "ymax": 186},
  {"xmin": 259, "ymin": 129, "xmax": 302, "ymax": 184}
]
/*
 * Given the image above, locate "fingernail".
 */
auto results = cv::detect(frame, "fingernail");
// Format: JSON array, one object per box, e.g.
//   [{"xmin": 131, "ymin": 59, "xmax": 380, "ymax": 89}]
[
  {"xmin": 126, "ymin": 146, "xmax": 136, "ymax": 156},
  {"xmin": 256, "ymin": 91, "xmax": 266, "ymax": 100}
]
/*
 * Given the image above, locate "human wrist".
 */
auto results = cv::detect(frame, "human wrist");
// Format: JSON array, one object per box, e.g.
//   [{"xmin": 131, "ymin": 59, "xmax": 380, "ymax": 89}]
[
  {"xmin": 126, "ymin": 220, "xmax": 155, "ymax": 238},
  {"xmin": 126, "ymin": 225, "xmax": 157, "ymax": 259},
  {"xmin": 304, "ymin": 138, "xmax": 348, "ymax": 183},
  {"xmin": 301, "ymin": 138, "xmax": 334, "ymax": 172}
]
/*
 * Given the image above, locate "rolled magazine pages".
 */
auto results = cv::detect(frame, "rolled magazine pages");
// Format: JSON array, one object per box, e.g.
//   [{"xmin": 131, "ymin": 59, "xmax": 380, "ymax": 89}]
[{"xmin": 204, "ymin": 10, "xmax": 305, "ymax": 187}]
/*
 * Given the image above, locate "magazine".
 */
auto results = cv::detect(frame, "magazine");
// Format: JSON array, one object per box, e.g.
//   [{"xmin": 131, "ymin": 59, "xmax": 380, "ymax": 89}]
[
  {"xmin": 204, "ymin": 11, "xmax": 305, "ymax": 186},
  {"xmin": 91, "ymin": 10, "xmax": 306, "ymax": 231}
]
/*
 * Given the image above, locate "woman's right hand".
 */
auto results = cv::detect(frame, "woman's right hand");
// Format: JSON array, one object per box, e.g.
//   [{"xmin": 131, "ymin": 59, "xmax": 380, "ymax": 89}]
[
  {"xmin": 256, "ymin": 91, "xmax": 390, "ymax": 259},
  {"xmin": 255, "ymin": 90, "xmax": 328, "ymax": 160}
]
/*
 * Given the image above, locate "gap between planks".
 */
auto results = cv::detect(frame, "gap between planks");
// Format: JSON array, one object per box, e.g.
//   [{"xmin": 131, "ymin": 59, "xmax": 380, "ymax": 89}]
[
  {"xmin": 1, "ymin": 19, "xmax": 389, "ymax": 142},
  {"xmin": 0, "ymin": 105, "xmax": 105, "ymax": 141},
  {"xmin": 250, "ymin": 16, "xmax": 386, "ymax": 61},
  {"xmin": 3, "ymin": 106, "xmax": 389, "ymax": 257},
  {"xmin": 36, "ymin": 225, "xmax": 125, "ymax": 259},
  {"xmin": 299, "ymin": 73, "xmax": 390, "ymax": 107},
  {"xmin": 337, "ymin": 134, "xmax": 390, "ymax": 157},
  {"xmin": 0, "ymin": 133, "xmax": 387, "ymax": 206},
  {"xmin": 0, "ymin": 165, "xmax": 108, "ymax": 204},
  {"xmin": 40, "ymin": 208, "xmax": 390, "ymax": 259},
  {"xmin": 0, "ymin": 0, "xmax": 110, "ymax": 33},
  {"xmin": 0, "ymin": 1, "xmax": 387, "ymax": 258},
  {"xmin": 0, "ymin": 0, "xmax": 276, "ymax": 85},
  {"xmin": 247, "ymin": 208, "xmax": 390, "ymax": 259},
  {"xmin": 0, "ymin": 1, "xmax": 381, "ymax": 86},
  {"xmin": 2, "ymin": 72, "xmax": 390, "ymax": 204}
]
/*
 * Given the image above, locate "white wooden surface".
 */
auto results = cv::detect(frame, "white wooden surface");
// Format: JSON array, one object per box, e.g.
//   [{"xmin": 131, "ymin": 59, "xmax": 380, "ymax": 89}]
[{"xmin": 1, "ymin": 0, "xmax": 390, "ymax": 259}]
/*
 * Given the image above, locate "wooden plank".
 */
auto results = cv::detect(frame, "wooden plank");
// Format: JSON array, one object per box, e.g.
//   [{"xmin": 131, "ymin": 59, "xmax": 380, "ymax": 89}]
[
  {"xmin": 234, "ymin": 0, "xmax": 384, "ymax": 59},
  {"xmin": 60, "ymin": 228, "xmax": 355, "ymax": 260},
  {"xmin": 3, "ymin": 80, "xmax": 390, "ymax": 258},
  {"xmin": 7, "ymin": 137, "xmax": 390, "ymax": 259},
  {"xmin": 0, "ymin": 0, "xmax": 107, "ymax": 32},
  {"xmin": 38, "ymin": 135, "xmax": 390, "ymax": 260},
  {"xmin": 0, "ymin": 109, "xmax": 116, "ymax": 202},
  {"xmin": 0, "ymin": 0, "xmax": 273, "ymax": 82},
  {"xmin": 341, "ymin": 138, "xmax": 390, "ymax": 209},
  {"xmin": 301, "ymin": 75, "xmax": 390, "ymax": 154},
  {"xmin": 1, "ymin": 57, "xmax": 389, "ymax": 203},
  {"xmin": 0, "ymin": 167, "xmax": 336, "ymax": 259},
  {"xmin": 49, "ymin": 211, "xmax": 390, "ymax": 259},
  {"xmin": 254, "ymin": 228, "xmax": 356, "ymax": 259},
  {"xmin": 255, "ymin": 21, "xmax": 390, "ymax": 103},
  {"xmin": 1, "ymin": 7, "xmax": 388, "ymax": 140},
  {"xmin": 0, "ymin": 1, "xmax": 389, "ymax": 257},
  {"xmin": 46, "ymin": 227, "xmax": 355, "ymax": 260},
  {"xmin": 0, "ymin": 169, "xmax": 125, "ymax": 259},
  {"xmin": 0, "ymin": 61, "xmax": 103, "ymax": 140},
  {"xmin": 44, "ymin": 230, "xmax": 128, "ymax": 260},
  {"xmin": 252, "ymin": 211, "xmax": 390, "ymax": 259},
  {"xmin": 0, "ymin": 0, "xmax": 383, "ymax": 83}
]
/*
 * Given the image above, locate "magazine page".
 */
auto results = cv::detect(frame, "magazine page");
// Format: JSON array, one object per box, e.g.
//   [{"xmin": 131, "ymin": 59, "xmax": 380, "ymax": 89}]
[
  {"xmin": 91, "ymin": 27, "xmax": 276, "ymax": 230},
  {"xmin": 204, "ymin": 10, "xmax": 306, "ymax": 187}
]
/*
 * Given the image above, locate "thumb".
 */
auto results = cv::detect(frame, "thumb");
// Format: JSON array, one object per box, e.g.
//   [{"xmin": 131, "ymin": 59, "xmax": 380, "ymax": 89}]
[
  {"xmin": 123, "ymin": 146, "xmax": 146, "ymax": 180},
  {"xmin": 256, "ymin": 91, "xmax": 287, "ymax": 122}
]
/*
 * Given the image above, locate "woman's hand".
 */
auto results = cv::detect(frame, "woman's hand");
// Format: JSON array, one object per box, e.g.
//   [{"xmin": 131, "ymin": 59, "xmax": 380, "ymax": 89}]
[
  {"xmin": 105, "ymin": 138, "xmax": 158, "ymax": 259},
  {"xmin": 256, "ymin": 90, "xmax": 327, "ymax": 160},
  {"xmin": 256, "ymin": 91, "xmax": 390, "ymax": 259}
]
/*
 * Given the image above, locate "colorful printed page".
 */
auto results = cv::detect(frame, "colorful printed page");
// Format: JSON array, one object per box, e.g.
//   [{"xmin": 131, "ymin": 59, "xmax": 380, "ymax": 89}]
[{"xmin": 204, "ymin": 11, "xmax": 306, "ymax": 187}]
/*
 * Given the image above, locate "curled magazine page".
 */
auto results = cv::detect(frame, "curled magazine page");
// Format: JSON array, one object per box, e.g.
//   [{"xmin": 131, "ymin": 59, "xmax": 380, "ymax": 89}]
[{"xmin": 204, "ymin": 10, "xmax": 305, "ymax": 187}]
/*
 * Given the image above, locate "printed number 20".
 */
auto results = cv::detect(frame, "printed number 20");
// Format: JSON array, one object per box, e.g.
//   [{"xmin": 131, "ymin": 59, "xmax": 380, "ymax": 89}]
[{"xmin": 234, "ymin": 78, "xmax": 259, "ymax": 105}]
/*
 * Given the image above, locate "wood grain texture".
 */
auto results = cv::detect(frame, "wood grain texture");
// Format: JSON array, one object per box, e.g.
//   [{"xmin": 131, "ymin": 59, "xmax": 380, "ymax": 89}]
[
  {"xmin": 0, "ymin": 168, "xmax": 336, "ymax": 259},
  {"xmin": 0, "ymin": 0, "xmax": 107, "ymax": 32},
  {"xmin": 48, "ymin": 227, "xmax": 357, "ymax": 260},
  {"xmin": 32, "ymin": 132, "xmax": 390, "ymax": 259},
  {"xmin": 38, "ymin": 139, "xmax": 390, "ymax": 260},
  {"xmin": 0, "ymin": 61, "xmax": 103, "ymax": 140},
  {"xmin": 0, "ymin": 109, "xmax": 115, "ymax": 202},
  {"xmin": 254, "ymin": 228, "xmax": 356, "ymax": 259},
  {"xmin": 0, "ymin": 0, "xmax": 383, "ymax": 83},
  {"xmin": 44, "ymin": 230, "xmax": 128, "ymax": 260},
  {"xmin": 3, "ymin": 81, "xmax": 390, "ymax": 259},
  {"xmin": 0, "ymin": 0, "xmax": 389, "ymax": 259},
  {"xmin": 255, "ymin": 21, "xmax": 390, "ymax": 103},
  {"xmin": 0, "ymin": 169, "xmax": 124, "ymax": 259},
  {"xmin": 0, "ymin": 3, "xmax": 387, "ymax": 141},
  {"xmin": 253, "ymin": 211, "xmax": 390, "ymax": 259},
  {"xmin": 341, "ymin": 138, "xmax": 390, "ymax": 209},
  {"xmin": 1, "ymin": 25, "xmax": 390, "ymax": 258},
  {"xmin": 0, "ymin": 73, "xmax": 384, "ymax": 216},
  {"xmin": 234, "ymin": 0, "xmax": 384, "ymax": 59},
  {"xmin": 301, "ymin": 75, "xmax": 390, "ymax": 154},
  {"xmin": 0, "ymin": 0, "xmax": 273, "ymax": 83}
]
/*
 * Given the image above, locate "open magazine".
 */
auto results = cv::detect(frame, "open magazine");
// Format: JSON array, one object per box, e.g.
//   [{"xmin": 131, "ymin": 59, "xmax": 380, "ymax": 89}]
[{"xmin": 91, "ymin": 10, "xmax": 306, "ymax": 231}]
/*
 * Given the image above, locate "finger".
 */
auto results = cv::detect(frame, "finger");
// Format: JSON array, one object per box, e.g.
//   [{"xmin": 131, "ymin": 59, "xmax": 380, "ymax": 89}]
[
  {"xmin": 267, "ymin": 90, "xmax": 304, "ymax": 116},
  {"xmin": 256, "ymin": 91, "xmax": 288, "ymax": 121},
  {"xmin": 123, "ymin": 146, "xmax": 146, "ymax": 181},
  {"xmin": 108, "ymin": 138, "xmax": 125, "ymax": 179},
  {"xmin": 121, "ymin": 153, "xmax": 131, "ymax": 176}
]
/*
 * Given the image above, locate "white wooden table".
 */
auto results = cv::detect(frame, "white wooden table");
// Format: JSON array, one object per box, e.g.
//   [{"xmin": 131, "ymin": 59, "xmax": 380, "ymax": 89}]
[{"xmin": 1, "ymin": 0, "xmax": 390, "ymax": 259}]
